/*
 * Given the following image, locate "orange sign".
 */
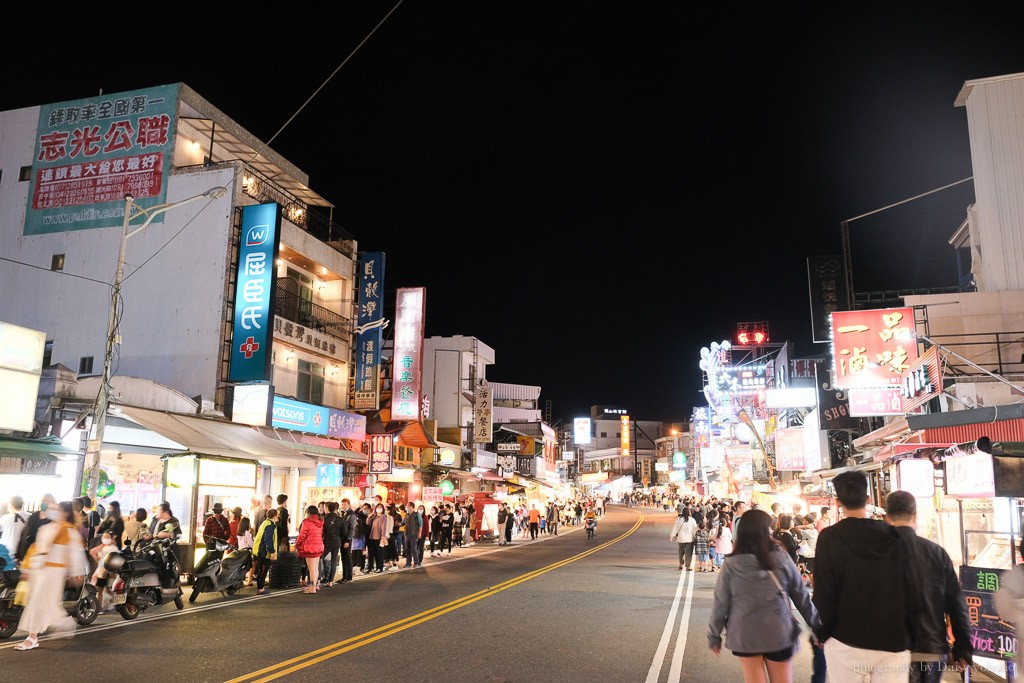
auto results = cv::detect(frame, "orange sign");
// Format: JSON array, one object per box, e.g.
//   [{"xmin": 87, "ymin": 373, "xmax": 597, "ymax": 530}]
[{"xmin": 621, "ymin": 416, "xmax": 631, "ymax": 457}]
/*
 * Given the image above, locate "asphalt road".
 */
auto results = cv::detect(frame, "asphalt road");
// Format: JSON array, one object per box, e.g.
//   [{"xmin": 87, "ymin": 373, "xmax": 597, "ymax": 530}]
[{"xmin": 0, "ymin": 505, "xmax": 835, "ymax": 682}]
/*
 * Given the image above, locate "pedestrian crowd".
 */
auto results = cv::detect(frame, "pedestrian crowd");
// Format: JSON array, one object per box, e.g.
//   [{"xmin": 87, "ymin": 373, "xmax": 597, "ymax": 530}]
[{"xmin": 694, "ymin": 471, "xmax": 974, "ymax": 683}]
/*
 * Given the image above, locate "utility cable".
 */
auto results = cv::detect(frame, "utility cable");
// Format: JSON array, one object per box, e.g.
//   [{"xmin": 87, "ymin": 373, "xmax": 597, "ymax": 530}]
[
  {"xmin": 0, "ymin": 255, "xmax": 112, "ymax": 286},
  {"xmin": 245, "ymin": 0, "xmax": 405, "ymax": 165}
]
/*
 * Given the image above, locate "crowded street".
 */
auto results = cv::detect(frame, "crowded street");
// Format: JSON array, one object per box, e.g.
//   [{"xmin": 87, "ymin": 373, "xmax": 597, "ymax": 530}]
[{"xmin": 1, "ymin": 504, "xmax": 825, "ymax": 682}]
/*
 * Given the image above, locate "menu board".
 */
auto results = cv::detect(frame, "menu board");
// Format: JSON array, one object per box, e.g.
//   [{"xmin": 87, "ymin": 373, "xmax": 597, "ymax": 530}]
[{"xmin": 960, "ymin": 566, "xmax": 1016, "ymax": 660}]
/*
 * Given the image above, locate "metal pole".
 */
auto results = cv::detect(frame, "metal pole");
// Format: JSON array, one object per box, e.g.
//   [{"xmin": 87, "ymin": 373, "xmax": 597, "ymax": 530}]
[{"xmin": 85, "ymin": 187, "xmax": 227, "ymax": 499}]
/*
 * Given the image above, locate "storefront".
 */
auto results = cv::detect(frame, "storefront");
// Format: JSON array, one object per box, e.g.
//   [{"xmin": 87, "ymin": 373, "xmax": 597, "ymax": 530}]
[
  {"xmin": 0, "ymin": 435, "xmax": 79, "ymax": 510},
  {"xmin": 118, "ymin": 406, "xmax": 315, "ymax": 575}
]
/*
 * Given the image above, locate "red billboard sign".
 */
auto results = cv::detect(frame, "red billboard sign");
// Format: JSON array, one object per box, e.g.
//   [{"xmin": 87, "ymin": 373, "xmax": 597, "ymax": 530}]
[{"xmin": 830, "ymin": 307, "xmax": 918, "ymax": 389}]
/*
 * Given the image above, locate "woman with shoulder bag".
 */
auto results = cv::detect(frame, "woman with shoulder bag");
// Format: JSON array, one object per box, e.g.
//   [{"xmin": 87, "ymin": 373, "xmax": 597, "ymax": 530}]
[{"xmin": 708, "ymin": 509, "xmax": 820, "ymax": 683}]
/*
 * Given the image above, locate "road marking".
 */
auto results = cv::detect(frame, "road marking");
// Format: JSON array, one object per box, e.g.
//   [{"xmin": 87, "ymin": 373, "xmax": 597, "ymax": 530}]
[
  {"xmin": 225, "ymin": 517, "xmax": 645, "ymax": 683},
  {"xmin": 668, "ymin": 563, "xmax": 697, "ymax": 681},
  {"xmin": 645, "ymin": 563, "xmax": 692, "ymax": 683}
]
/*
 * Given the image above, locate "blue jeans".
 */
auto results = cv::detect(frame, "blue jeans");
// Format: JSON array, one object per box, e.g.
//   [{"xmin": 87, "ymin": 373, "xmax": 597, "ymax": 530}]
[{"xmin": 811, "ymin": 638, "xmax": 827, "ymax": 683}]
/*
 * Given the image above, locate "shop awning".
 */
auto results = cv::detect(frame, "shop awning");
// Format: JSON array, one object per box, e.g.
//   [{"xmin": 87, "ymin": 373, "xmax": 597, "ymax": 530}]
[
  {"xmin": 0, "ymin": 435, "xmax": 78, "ymax": 460},
  {"xmin": 118, "ymin": 406, "xmax": 315, "ymax": 469},
  {"xmin": 255, "ymin": 427, "xmax": 368, "ymax": 463}
]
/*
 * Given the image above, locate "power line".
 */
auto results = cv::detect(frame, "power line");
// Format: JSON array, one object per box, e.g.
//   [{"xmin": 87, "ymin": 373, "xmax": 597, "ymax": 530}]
[
  {"xmin": 0, "ymin": 255, "xmax": 111, "ymax": 286},
  {"xmin": 246, "ymin": 0, "xmax": 406, "ymax": 165}
]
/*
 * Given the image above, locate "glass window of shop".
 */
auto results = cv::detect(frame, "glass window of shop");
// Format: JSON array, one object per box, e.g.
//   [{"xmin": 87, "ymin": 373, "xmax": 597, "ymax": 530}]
[
  {"xmin": 297, "ymin": 360, "xmax": 325, "ymax": 404},
  {"xmin": 287, "ymin": 268, "xmax": 314, "ymax": 321}
]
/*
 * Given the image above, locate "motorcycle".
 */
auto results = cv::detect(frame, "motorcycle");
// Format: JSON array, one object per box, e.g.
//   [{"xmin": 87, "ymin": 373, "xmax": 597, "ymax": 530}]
[
  {"xmin": 585, "ymin": 517, "xmax": 598, "ymax": 540},
  {"xmin": 105, "ymin": 537, "xmax": 184, "ymax": 620},
  {"xmin": 0, "ymin": 560, "xmax": 22, "ymax": 639},
  {"xmin": 189, "ymin": 540, "xmax": 252, "ymax": 603},
  {"xmin": 0, "ymin": 558, "xmax": 99, "ymax": 638}
]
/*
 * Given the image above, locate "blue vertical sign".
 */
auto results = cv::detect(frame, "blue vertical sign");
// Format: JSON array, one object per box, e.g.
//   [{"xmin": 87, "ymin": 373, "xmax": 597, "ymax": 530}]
[
  {"xmin": 229, "ymin": 203, "xmax": 281, "ymax": 382},
  {"xmin": 353, "ymin": 252, "xmax": 385, "ymax": 410}
]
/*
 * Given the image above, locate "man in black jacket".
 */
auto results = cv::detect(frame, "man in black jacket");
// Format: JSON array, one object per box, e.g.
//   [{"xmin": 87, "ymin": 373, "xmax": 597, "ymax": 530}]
[
  {"xmin": 337, "ymin": 498, "xmax": 358, "ymax": 583},
  {"xmin": 885, "ymin": 490, "xmax": 972, "ymax": 681},
  {"xmin": 320, "ymin": 501, "xmax": 343, "ymax": 586},
  {"xmin": 813, "ymin": 471, "xmax": 922, "ymax": 682}
]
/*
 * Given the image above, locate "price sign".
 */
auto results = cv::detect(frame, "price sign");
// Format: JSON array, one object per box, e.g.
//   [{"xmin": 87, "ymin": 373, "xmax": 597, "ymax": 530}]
[{"xmin": 960, "ymin": 566, "xmax": 1017, "ymax": 660}]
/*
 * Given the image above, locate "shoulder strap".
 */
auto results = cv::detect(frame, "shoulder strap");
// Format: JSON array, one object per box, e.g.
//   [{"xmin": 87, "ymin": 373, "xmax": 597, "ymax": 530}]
[{"xmin": 767, "ymin": 568, "xmax": 785, "ymax": 593}]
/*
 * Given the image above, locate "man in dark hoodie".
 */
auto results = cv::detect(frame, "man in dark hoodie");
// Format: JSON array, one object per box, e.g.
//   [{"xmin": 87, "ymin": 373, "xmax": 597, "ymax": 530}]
[
  {"xmin": 885, "ymin": 490, "xmax": 972, "ymax": 681},
  {"xmin": 812, "ymin": 471, "xmax": 921, "ymax": 682}
]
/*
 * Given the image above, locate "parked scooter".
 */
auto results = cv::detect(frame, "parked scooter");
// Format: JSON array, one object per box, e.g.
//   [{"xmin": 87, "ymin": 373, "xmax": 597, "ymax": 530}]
[
  {"xmin": 189, "ymin": 540, "xmax": 253, "ymax": 603},
  {"xmin": 0, "ymin": 559, "xmax": 22, "ymax": 639},
  {"xmin": 105, "ymin": 537, "xmax": 184, "ymax": 620},
  {"xmin": 0, "ymin": 558, "xmax": 100, "ymax": 638}
]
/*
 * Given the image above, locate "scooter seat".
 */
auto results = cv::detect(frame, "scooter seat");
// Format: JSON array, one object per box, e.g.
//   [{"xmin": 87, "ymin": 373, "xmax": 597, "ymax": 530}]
[{"xmin": 222, "ymin": 549, "xmax": 252, "ymax": 568}]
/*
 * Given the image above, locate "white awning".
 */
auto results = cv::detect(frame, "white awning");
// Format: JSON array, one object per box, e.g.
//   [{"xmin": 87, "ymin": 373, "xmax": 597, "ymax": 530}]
[{"xmin": 118, "ymin": 406, "xmax": 315, "ymax": 469}]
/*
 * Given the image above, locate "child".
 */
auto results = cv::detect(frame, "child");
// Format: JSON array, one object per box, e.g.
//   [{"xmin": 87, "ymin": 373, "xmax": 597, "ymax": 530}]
[
  {"xmin": 89, "ymin": 531, "xmax": 117, "ymax": 610},
  {"xmin": 694, "ymin": 520, "xmax": 711, "ymax": 572}
]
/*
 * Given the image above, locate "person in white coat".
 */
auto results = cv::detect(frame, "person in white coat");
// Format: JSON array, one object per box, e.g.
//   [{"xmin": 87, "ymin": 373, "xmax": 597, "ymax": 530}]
[
  {"xmin": 670, "ymin": 507, "xmax": 699, "ymax": 571},
  {"xmin": 15, "ymin": 501, "xmax": 87, "ymax": 651}
]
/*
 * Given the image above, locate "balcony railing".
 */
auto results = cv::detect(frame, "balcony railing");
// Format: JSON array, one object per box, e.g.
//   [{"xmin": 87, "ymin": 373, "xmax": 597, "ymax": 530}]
[{"xmin": 275, "ymin": 278, "xmax": 353, "ymax": 340}]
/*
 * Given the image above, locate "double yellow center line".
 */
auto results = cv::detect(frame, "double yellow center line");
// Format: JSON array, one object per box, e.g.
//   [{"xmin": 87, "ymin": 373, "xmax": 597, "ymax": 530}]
[{"xmin": 226, "ymin": 516, "xmax": 644, "ymax": 682}]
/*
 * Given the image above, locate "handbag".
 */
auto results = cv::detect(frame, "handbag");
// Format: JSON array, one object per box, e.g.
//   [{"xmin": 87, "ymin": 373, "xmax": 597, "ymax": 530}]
[{"xmin": 767, "ymin": 569, "xmax": 803, "ymax": 645}]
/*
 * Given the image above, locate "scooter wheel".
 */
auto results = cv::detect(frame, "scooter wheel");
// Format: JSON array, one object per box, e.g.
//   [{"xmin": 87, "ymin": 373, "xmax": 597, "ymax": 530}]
[
  {"xmin": 0, "ymin": 617, "xmax": 18, "ymax": 639},
  {"xmin": 174, "ymin": 595, "xmax": 184, "ymax": 610},
  {"xmin": 117, "ymin": 603, "xmax": 143, "ymax": 620},
  {"xmin": 74, "ymin": 594, "xmax": 100, "ymax": 625}
]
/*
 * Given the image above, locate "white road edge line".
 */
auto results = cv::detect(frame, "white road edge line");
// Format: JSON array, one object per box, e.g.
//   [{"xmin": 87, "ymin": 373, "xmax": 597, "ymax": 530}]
[
  {"xmin": 645, "ymin": 567, "xmax": 691, "ymax": 683},
  {"xmin": 668, "ymin": 567, "xmax": 697, "ymax": 682}
]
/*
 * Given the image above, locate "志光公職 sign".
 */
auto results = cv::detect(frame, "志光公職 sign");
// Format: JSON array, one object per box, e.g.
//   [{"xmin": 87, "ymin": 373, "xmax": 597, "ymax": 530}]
[
  {"xmin": 229, "ymin": 203, "xmax": 281, "ymax": 383},
  {"xmin": 25, "ymin": 84, "xmax": 179, "ymax": 235}
]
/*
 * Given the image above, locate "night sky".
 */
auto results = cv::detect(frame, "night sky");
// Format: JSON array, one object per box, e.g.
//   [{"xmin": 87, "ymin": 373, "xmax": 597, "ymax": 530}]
[{"xmin": 3, "ymin": 4, "xmax": 1024, "ymax": 425}]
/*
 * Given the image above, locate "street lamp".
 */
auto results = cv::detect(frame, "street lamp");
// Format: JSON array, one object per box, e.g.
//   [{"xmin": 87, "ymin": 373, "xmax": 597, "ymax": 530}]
[{"xmin": 86, "ymin": 186, "xmax": 227, "ymax": 499}]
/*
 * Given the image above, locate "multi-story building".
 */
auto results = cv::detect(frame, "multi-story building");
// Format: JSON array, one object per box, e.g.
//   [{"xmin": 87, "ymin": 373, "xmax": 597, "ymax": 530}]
[{"xmin": 0, "ymin": 83, "xmax": 368, "ymax": 567}]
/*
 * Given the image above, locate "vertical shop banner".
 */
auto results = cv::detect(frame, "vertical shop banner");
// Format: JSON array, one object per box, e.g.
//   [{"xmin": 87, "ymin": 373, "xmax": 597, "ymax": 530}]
[
  {"xmin": 391, "ymin": 287, "xmax": 426, "ymax": 421},
  {"xmin": 830, "ymin": 307, "xmax": 918, "ymax": 389},
  {"xmin": 620, "ymin": 416, "xmax": 631, "ymax": 457},
  {"xmin": 229, "ymin": 203, "xmax": 281, "ymax": 383},
  {"xmin": 369, "ymin": 433, "xmax": 394, "ymax": 475},
  {"xmin": 25, "ymin": 84, "xmax": 179, "ymax": 235},
  {"xmin": 354, "ymin": 252, "xmax": 386, "ymax": 410},
  {"xmin": 807, "ymin": 255, "xmax": 848, "ymax": 343},
  {"xmin": 474, "ymin": 380, "xmax": 493, "ymax": 442},
  {"xmin": 900, "ymin": 346, "xmax": 942, "ymax": 413}
]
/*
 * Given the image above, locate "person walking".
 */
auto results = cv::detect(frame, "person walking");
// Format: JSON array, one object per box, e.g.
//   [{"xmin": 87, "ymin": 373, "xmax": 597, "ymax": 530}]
[
  {"xmin": 295, "ymin": 506, "xmax": 324, "ymax": 593},
  {"xmin": 708, "ymin": 509, "xmax": 820, "ymax": 682},
  {"xmin": 252, "ymin": 508, "xmax": 278, "ymax": 595},
  {"xmin": 504, "ymin": 504, "xmax": 515, "ymax": 545},
  {"xmin": 886, "ymin": 491, "xmax": 972, "ymax": 682},
  {"xmin": 670, "ymin": 507, "xmax": 699, "ymax": 571},
  {"xmin": 694, "ymin": 520, "xmax": 711, "ymax": 572},
  {"xmin": 812, "ymin": 471, "xmax": 921, "ymax": 682},
  {"xmin": 320, "ymin": 501, "xmax": 342, "ymax": 587},
  {"xmin": 336, "ymin": 499, "xmax": 356, "ymax": 584},
  {"xmin": 18, "ymin": 493, "xmax": 55, "ymax": 563},
  {"xmin": 546, "ymin": 500, "xmax": 559, "ymax": 536},
  {"xmin": 427, "ymin": 505, "xmax": 442, "ymax": 557},
  {"xmin": 773, "ymin": 515, "xmax": 800, "ymax": 565},
  {"xmin": 403, "ymin": 502, "xmax": 421, "ymax": 567},
  {"xmin": 15, "ymin": 501, "xmax": 87, "ymax": 651},
  {"xmin": 527, "ymin": 503, "xmax": 541, "ymax": 540},
  {"xmin": 352, "ymin": 503, "xmax": 370, "ymax": 574},
  {"xmin": 452, "ymin": 503, "xmax": 464, "ymax": 548},
  {"xmin": 0, "ymin": 495, "xmax": 27, "ymax": 561},
  {"xmin": 713, "ymin": 513, "xmax": 733, "ymax": 572}
]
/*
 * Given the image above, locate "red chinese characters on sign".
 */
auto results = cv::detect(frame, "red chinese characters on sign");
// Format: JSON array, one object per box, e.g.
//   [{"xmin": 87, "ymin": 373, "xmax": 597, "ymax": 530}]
[
  {"xmin": 830, "ymin": 308, "xmax": 918, "ymax": 389},
  {"xmin": 369, "ymin": 433, "xmax": 393, "ymax": 474}
]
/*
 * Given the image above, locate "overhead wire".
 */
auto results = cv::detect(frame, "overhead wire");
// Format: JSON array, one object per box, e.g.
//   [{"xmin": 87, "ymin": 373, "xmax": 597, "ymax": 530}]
[{"xmin": 245, "ymin": 0, "xmax": 405, "ymax": 166}]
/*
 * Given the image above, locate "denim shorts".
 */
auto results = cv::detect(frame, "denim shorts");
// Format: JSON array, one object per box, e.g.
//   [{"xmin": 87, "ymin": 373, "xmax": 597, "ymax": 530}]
[{"xmin": 697, "ymin": 552, "xmax": 709, "ymax": 562}]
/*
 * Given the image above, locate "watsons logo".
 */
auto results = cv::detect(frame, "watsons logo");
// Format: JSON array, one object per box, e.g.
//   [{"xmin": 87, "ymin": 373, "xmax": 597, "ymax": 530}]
[
  {"xmin": 273, "ymin": 404, "xmax": 310, "ymax": 425},
  {"xmin": 246, "ymin": 224, "xmax": 270, "ymax": 246}
]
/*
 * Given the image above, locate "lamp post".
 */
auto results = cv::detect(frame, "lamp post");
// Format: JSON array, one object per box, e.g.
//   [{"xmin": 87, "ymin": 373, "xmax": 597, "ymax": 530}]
[{"xmin": 86, "ymin": 186, "xmax": 227, "ymax": 499}]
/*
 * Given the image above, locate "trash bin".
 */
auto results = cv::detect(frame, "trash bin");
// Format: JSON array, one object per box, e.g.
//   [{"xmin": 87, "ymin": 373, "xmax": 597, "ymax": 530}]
[{"xmin": 269, "ymin": 551, "xmax": 302, "ymax": 588}]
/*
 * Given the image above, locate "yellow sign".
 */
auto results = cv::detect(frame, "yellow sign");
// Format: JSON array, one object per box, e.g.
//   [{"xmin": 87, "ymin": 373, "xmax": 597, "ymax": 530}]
[{"xmin": 621, "ymin": 416, "xmax": 631, "ymax": 457}]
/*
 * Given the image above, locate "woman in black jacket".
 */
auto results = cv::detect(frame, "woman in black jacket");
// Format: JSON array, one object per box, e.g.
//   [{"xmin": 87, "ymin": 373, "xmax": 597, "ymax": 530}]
[{"xmin": 320, "ymin": 501, "xmax": 343, "ymax": 586}]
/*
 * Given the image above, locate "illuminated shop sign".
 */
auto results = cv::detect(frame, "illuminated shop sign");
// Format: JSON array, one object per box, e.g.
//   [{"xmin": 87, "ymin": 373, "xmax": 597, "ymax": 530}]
[
  {"xmin": 353, "ymin": 252, "xmax": 385, "ymax": 410},
  {"xmin": 830, "ymin": 308, "xmax": 918, "ymax": 390},
  {"xmin": 391, "ymin": 287, "xmax": 426, "ymax": 421},
  {"xmin": 229, "ymin": 202, "xmax": 281, "ymax": 383}
]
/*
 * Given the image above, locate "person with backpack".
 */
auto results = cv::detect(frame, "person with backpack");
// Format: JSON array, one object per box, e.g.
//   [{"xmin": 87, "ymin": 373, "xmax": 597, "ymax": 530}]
[
  {"xmin": 320, "ymin": 501, "xmax": 343, "ymax": 587},
  {"xmin": 252, "ymin": 508, "xmax": 278, "ymax": 595}
]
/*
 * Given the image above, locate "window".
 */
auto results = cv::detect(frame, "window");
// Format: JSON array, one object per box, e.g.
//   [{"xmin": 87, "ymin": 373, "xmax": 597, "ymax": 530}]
[
  {"xmin": 19, "ymin": 166, "xmax": 32, "ymax": 182},
  {"xmin": 51, "ymin": 254, "xmax": 65, "ymax": 271},
  {"xmin": 287, "ymin": 268, "xmax": 314, "ymax": 323},
  {"xmin": 43, "ymin": 341, "xmax": 53, "ymax": 368},
  {"xmin": 79, "ymin": 356, "xmax": 94, "ymax": 374},
  {"xmin": 296, "ymin": 360, "xmax": 324, "ymax": 404}
]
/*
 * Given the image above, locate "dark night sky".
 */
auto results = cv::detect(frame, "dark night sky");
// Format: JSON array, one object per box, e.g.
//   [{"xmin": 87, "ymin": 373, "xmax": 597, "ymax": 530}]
[{"xmin": 4, "ymin": 4, "xmax": 1024, "ymax": 425}]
